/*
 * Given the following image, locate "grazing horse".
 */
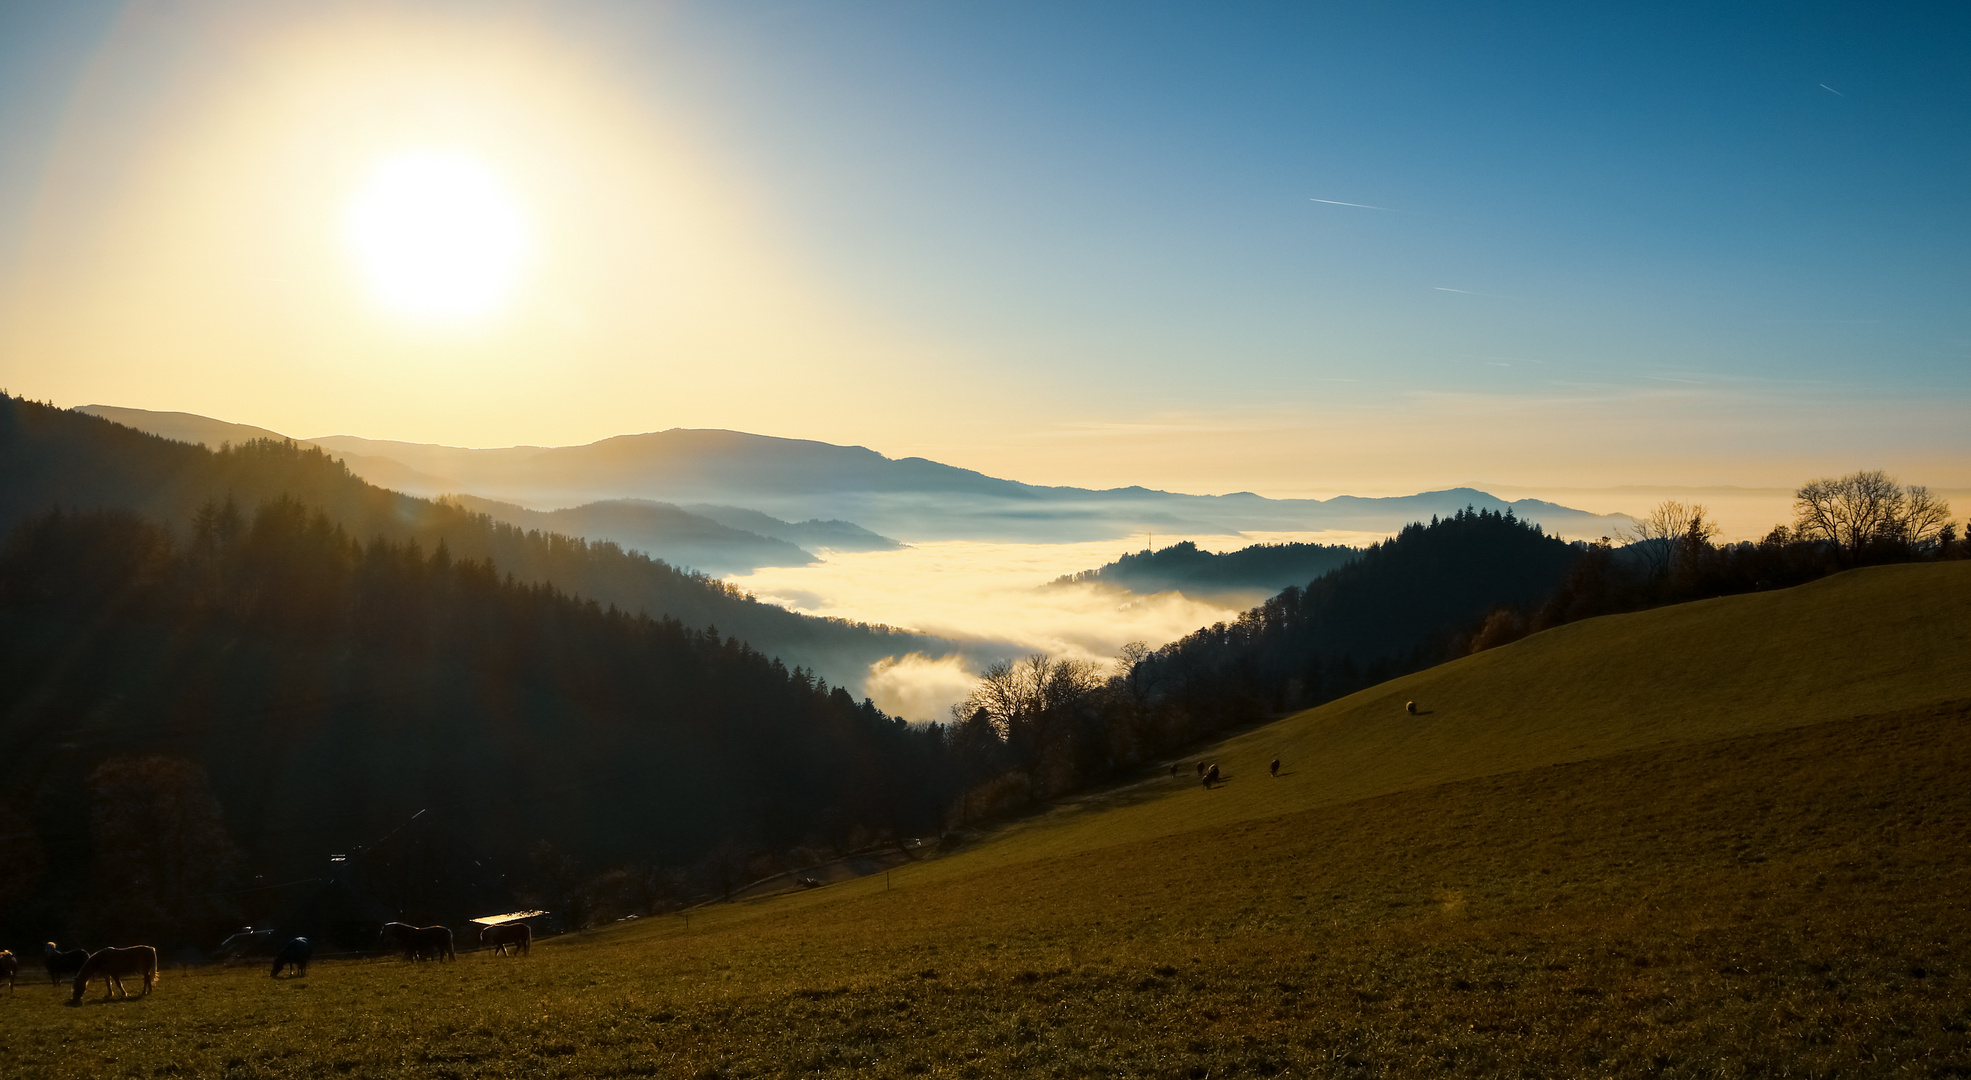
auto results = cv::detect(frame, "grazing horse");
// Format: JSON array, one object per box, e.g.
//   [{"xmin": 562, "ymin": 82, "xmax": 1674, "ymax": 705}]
[
  {"xmin": 479, "ymin": 923, "xmax": 532, "ymax": 957},
  {"xmin": 1269, "ymin": 757, "xmax": 1280, "ymax": 778},
  {"xmin": 0, "ymin": 949, "xmax": 15, "ymax": 990},
  {"xmin": 271, "ymin": 937, "xmax": 312, "ymax": 978},
  {"xmin": 1195, "ymin": 761, "xmax": 1206, "ymax": 777},
  {"xmin": 381, "ymin": 921, "xmax": 456, "ymax": 962},
  {"xmin": 1405, "ymin": 700, "xmax": 1418, "ymax": 716},
  {"xmin": 45, "ymin": 942, "xmax": 89, "ymax": 985},
  {"xmin": 1202, "ymin": 763, "xmax": 1220, "ymax": 789},
  {"xmin": 70, "ymin": 946, "xmax": 158, "ymax": 1003}
]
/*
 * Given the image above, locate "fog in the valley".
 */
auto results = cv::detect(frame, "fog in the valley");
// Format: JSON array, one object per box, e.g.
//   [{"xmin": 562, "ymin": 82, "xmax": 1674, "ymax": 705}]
[{"xmin": 727, "ymin": 530, "xmax": 1393, "ymax": 721}]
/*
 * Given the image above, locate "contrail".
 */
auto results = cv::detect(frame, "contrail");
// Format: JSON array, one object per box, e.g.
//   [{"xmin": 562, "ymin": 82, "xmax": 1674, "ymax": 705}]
[
  {"xmin": 1820, "ymin": 83, "xmax": 1844, "ymax": 97},
  {"xmin": 1309, "ymin": 197, "xmax": 1396, "ymax": 211}
]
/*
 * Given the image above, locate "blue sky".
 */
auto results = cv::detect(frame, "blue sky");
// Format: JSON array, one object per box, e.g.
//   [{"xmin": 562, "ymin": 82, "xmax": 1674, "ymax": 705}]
[
  {"xmin": 621, "ymin": 2, "xmax": 1968, "ymax": 386},
  {"xmin": 0, "ymin": 1, "xmax": 1965, "ymax": 493}
]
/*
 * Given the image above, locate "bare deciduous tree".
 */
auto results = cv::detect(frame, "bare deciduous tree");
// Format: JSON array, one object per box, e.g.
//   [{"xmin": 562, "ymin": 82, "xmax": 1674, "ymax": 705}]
[
  {"xmin": 1898, "ymin": 485, "xmax": 1954, "ymax": 550},
  {"xmin": 1794, "ymin": 470, "xmax": 1952, "ymax": 561},
  {"xmin": 1621, "ymin": 500, "xmax": 1717, "ymax": 579}
]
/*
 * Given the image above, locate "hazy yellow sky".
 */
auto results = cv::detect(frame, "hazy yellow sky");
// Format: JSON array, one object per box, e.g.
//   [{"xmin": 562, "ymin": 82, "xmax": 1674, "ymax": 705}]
[{"xmin": 2, "ymin": 2, "xmax": 1965, "ymax": 499}]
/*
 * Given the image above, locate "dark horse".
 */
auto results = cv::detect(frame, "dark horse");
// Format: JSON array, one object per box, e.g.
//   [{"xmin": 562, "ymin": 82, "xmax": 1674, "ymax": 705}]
[
  {"xmin": 479, "ymin": 923, "xmax": 532, "ymax": 957},
  {"xmin": 1202, "ymin": 763, "xmax": 1220, "ymax": 788},
  {"xmin": 381, "ymin": 921, "xmax": 456, "ymax": 962},
  {"xmin": 70, "ymin": 946, "xmax": 159, "ymax": 1004},
  {"xmin": 45, "ymin": 942, "xmax": 89, "ymax": 985},
  {"xmin": 0, "ymin": 949, "xmax": 15, "ymax": 990},
  {"xmin": 271, "ymin": 937, "xmax": 313, "ymax": 978}
]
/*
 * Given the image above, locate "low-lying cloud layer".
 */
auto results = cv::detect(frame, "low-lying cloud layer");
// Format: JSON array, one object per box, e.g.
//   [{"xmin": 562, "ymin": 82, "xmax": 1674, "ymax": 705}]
[{"xmin": 727, "ymin": 531, "xmax": 1389, "ymax": 722}]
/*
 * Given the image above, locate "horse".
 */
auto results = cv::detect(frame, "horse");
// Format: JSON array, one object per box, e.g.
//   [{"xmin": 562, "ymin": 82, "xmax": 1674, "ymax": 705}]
[
  {"xmin": 45, "ymin": 942, "xmax": 89, "ymax": 985},
  {"xmin": 479, "ymin": 923, "xmax": 532, "ymax": 957},
  {"xmin": 0, "ymin": 949, "xmax": 15, "ymax": 990},
  {"xmin": 381, "ymin": 921, "xmax": 456, "ymax": 962},
  {"xmin": 70, "ymin": 946, "xmax": 158, "ymax": 1004},
  {"xmin": 271, "ymin": 937, "xmax": 312, "ymax": 978},
  {"xmin": 1202, "ymin": 763, "xmax": 1220, "ymax": 789}
]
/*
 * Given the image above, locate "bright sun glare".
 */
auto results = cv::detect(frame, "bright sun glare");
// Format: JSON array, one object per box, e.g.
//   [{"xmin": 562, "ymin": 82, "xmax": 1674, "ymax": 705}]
[{"xmin": 345, "ymin": 151, "xmax": 528, "ymax": 320}]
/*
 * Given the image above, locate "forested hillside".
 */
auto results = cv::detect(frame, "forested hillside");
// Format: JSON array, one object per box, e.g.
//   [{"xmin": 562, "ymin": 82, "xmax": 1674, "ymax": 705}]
[
  {"xmin": 1138, "ymin": 508, "xmax": 1580, "ymax": 721},
  {"xmin": 1054, "ymin": 539, "xmax": 1360, "ymax": 597},
  {"xmin": 0, "ymin": 504, "xmax": 953, "ymax": 947},
  {"xmin": 943, "ymin": 509, "xmax": 1583, "ymax": 804},
  {"xmin": 0, "ymin": 394, "xmax": 946, "ymax": 684}
]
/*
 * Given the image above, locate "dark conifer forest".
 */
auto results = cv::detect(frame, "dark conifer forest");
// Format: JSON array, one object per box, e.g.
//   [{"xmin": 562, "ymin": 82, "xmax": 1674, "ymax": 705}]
[
  {"xmin": 1053, "ymin": 539, "xmax": 1361, "ymax": 597},
  {"xmin": 0, "ymin": 503, "xmax": 950, "ymax": 945}
]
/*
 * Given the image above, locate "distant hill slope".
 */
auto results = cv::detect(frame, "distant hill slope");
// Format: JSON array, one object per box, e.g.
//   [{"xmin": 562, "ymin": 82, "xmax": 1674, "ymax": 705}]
[
  {"xmin": 1135, "ymin": 508, "xmax": 1583, "ymax": 734},
  {"xmin": 448, "ymin": 495, "xmax": 817, "ymax": 576},
  {"xmin": 79, "ymin": 405, "xmax": 1636, "ymax": 543},
  {"xmin": 681, "ymin": 503, "xmax": 902, "ymax": 553},
  {"xmin": 75, "ymin": 404, "xmax": 457, "ymax": 495},
  {"xmin": 6, "ymin": 396, "xmax": 948, "ymax": 687},
  {"xmin": 1054, "ymin": 538, "xmax": 1360, "ymax": 598},
  {"xmin": 961, "ymin": 559, "xmax": 1971, "ymax": 871}
]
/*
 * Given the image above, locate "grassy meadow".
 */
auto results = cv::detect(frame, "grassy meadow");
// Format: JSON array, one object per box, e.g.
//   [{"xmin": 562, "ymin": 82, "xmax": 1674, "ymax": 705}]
[{"xmin": 4, "ymin": 562, "xmax": 1968, "ymax": 1078}]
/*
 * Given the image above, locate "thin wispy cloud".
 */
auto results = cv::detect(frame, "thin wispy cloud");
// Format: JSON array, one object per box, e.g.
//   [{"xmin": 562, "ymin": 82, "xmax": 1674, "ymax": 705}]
[
  {"xmin": 1309, "ymin": 197, "xmax": 1397, "ymax": 211},
  {"xmin": 1433, "ymin": 286, "xmax": 1516, "ymax": 299},
  {"xmin": 1820, "ymin": 84, "xmax": 1845, "ymax": 97}
]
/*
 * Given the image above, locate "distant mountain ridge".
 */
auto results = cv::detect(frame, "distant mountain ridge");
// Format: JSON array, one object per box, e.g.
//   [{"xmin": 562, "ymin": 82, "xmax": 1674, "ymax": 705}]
[
  {"xmin": 78, "ymin": 405, "xmax": 1637, "ymax": 543},
  {"xmin": 682, "ymin": 504, "xmax": 901, "ymax": 553},
  {"xmin": 444, "ymin": 495, "xmax": 816, "ymax": 576}
]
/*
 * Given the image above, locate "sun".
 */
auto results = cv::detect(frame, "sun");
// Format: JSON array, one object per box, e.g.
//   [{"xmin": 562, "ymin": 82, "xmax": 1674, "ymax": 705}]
[{"xmin": 345, "ymin": 150, "xmax": 529, "ymax": 321}]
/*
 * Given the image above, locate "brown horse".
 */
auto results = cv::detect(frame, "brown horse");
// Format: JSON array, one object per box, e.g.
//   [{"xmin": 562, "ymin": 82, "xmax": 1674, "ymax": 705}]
[
  {"xmin": 70, "ymin": 946, "xmax": 159, "ymax": 1003},
  {"xmin": 0, "ymin": 949, "xmax": 15, "ymax": 990},
  {"xmin": 381, "ymin": 921, "xmax": 456, "ymax": 962},
  {"xmin": 479, "ymin": 923, "xmax": 532, "ymax": 957}
]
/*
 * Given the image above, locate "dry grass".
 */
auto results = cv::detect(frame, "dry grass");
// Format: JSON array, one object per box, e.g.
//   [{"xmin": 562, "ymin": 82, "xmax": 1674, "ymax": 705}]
[
  {"xmin": 4, "ymin": 562, "xmax": 1968, "ymax": 1078},
  {"xmin": 8, "ymin": 700, "xmax": 1968, "ymax": 1078}
]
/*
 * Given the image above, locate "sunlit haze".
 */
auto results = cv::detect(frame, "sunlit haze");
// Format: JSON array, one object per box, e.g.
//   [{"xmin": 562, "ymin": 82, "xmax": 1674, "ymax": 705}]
[{"xmin": 345, "ymin": 151, "xmax": 530, "ymax": 321}]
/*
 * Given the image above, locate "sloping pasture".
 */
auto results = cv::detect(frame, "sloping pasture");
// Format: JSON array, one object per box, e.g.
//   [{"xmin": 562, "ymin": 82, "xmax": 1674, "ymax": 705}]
[{"xmin": 5, "ymin": 562, "xmax": 1967, "ymax": 1078}]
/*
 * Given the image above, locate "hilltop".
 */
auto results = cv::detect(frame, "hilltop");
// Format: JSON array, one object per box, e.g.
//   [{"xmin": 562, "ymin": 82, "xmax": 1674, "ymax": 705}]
[
  {"xmin": 1053, "ymin": 538, "xmax": 1361, "ymax": 600},
  {"xmin": 10, "ymin": 561, "xmax": 1968, "ymax": 1078}
]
